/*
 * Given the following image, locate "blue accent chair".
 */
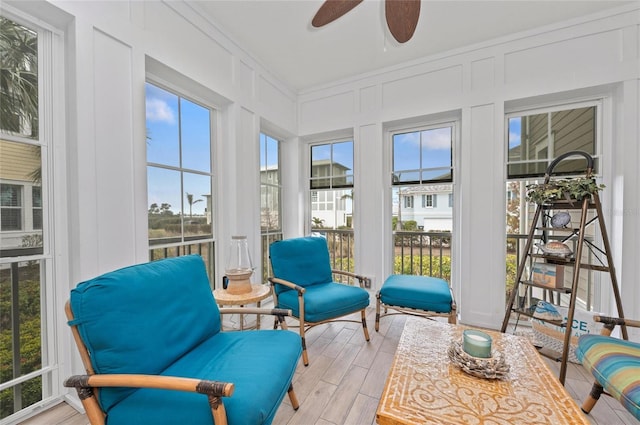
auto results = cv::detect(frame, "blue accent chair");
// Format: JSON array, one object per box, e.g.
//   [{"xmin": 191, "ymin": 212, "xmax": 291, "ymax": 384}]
[
  {"xmin": 375, "ymin": 274, "xmax": 457, "ymax": 331},
  {"xmin": 63, "ymin": 255, "xmax": 301, "ymax": 425},
  {"xmin": 576, "ymin": 315, "xmax": 640, "ymax": 420},
  {"xmin": 269, "ymin": 236, "xmax": 370, "ymax": 366}
]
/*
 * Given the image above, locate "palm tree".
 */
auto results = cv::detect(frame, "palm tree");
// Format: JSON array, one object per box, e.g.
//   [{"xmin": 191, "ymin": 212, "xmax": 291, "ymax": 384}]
[
  {"xmin": 185, "ymin": 192, "xmax": 203, "ymax": 217},
  {"xmin": 0, "ymin": 16, "xmax": 38, "ymax": 137}
]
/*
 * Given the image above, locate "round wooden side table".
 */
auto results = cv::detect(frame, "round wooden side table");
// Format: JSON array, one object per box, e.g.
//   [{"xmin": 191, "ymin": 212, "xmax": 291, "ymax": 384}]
[{"xmin": 213, "ymin": 284, "xmax": 271, "ymax": 330}]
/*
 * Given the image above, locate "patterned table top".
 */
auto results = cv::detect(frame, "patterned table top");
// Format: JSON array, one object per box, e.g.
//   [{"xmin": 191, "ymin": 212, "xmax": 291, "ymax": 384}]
[{"xmin": 376, "ymin": 318, "xmax": 589, "ymax": 425}]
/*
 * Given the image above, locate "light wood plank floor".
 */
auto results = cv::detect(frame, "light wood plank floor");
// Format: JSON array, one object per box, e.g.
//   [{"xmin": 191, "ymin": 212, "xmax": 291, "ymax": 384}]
[{"xmin": 21, "ymin": 308, "xmax": 638, "ymax": 425}]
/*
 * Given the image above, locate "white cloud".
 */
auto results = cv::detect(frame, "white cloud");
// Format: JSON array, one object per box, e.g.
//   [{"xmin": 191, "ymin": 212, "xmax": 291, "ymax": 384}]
[
  {"xmin": 423, "ymin": 128, "xmax": 452, "ymax": 150},
  {"xmin": 509, "ymin": 131, "xmax": 521, "ymax": 147},
  {"xmin": 146, "ymin": 98, "xmax": 175, "ymax": 124}
]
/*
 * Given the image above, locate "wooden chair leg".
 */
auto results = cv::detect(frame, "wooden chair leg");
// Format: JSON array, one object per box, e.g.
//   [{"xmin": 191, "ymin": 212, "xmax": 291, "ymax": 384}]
[
  {"xmin": 361, "ymin": 310, "xmax": 370, "ymax": 341},
  {"xmin": 300, "ymin": 325, "xmax": 309, "ymax": 366},
  {"xmin": 375, "ymin": 296, "xmax": 381, "ymax": 332},
  {"xmin": 287, "ymin": 384, "xmax": 300, "ymax": 410},
  {"xmin": 581, "ymin": 382, "xmax": 604, "ymax": 414}
]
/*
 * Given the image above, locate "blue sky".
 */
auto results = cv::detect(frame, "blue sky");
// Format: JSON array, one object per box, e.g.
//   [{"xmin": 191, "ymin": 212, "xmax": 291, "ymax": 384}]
[
  {"xmin": 508, "ymin": 117, "xmax": 522, "ymax": 151},
  {"xmin": 146, "ymin": 83, "xmax": 211, "ymax": 216}
]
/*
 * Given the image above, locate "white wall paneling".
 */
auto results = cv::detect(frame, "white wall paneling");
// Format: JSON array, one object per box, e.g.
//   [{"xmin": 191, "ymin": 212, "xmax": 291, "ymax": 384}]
[
  {"xmin": 355, "ymin": 123, "xmax": 384, "ymax": 290},
  {"xmin": 93, "ymin": 29, "xmax": 136, "ymax": 273},
  {"xmin": 299, "ymin": 91, "xmax": 356, "ymax": 135}
]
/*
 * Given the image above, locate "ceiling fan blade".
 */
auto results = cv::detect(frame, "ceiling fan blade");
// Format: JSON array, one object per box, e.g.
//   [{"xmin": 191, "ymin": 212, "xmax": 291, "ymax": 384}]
[
  {"xmin": 385, "ymin": 0, "xmax": 421, "ymax": 43},
  {"xmin": 312, "ymin": 0, "xmax": 364, "ymax": 27}
]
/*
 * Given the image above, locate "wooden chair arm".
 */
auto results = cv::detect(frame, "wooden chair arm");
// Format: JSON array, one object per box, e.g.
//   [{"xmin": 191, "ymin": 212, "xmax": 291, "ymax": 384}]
[
  {"xmin": 594, "ymin": 316, "xmax": 640, "ymax": 329},
  {"xmin": 332, "ymin": 270, "xmax": 370, "ymax": 288},
  {"xmin": 269, "ymin": 277, "xmax": 305, "ymax": 294},
  {"xmin": 64, "ymin": 374, "xmax": 234, "ymax": 397}
]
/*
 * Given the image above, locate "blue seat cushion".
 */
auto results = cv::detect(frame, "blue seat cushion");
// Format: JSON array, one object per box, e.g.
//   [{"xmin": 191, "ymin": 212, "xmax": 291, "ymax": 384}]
[
  {"xmin": 276, "ymin": 282, "xmax": 370, "ymax": 323},
  {"xmin": 379, "ymin": 275, "xmax": 452, "ymax": 313},
  {"xmin": 69, "ymin": 255, "xmax": 221, "ymax": 411},
  {"xmin": 576, "ymin": 334, "xmax": 640, "ymax": 420},
  {"xmin": 269, "ymin": 237, "xmax": 333, "ymax": 295},
  {"xmin": 105, "ymin": 330, "xmax": 302, "ymax": 425}
]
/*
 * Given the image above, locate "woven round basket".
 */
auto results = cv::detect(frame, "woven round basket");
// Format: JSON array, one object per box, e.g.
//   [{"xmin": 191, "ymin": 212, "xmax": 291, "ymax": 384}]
[{"xmin": 447, "ymin": 341, "xmax": 510, "ymax": 379}]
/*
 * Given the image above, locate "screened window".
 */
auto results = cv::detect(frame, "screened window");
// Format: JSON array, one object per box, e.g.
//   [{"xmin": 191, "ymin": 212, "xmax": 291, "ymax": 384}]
[
  {"xmin": 145, "ymin": 82, "xmax": 214, "ymax": 271},
  {"xmin": 507, "ymin": 105, "xmax": 598, "ymax": 178}
]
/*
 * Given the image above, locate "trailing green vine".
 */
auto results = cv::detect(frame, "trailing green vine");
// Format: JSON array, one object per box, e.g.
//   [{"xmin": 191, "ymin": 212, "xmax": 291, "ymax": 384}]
[{"xmin": 525, "ymin": 177, "xmax": 605, "ymax": 205}]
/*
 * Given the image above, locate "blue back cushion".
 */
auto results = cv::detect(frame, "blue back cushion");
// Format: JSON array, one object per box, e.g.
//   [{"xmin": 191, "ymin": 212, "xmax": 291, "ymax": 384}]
[
  {"xmin": 69, "ymin": 255, "xmax": 220, "ymax": 411},
  {"xmin": 269, "ymin": 237, "xmax": 333, "ymax": 294}
]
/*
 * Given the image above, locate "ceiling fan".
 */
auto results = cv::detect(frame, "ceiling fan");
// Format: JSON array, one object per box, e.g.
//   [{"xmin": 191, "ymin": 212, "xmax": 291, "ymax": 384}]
[{"xmin": 312, "ymin": 0, "xmax": 421, "ymax": 44}]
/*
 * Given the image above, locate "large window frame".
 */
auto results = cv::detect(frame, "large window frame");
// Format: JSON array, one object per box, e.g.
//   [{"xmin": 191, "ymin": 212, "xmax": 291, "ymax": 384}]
[
  {"xmin": 0, "ymin": 9, "xmax": 62, "ymax": 422},
  {"xmin": 145, "ymin": 80, "xmax": 216, "ymax": 278},
  {"xmin": 504, "ymin": 100, "xmax": 604, "ymax": 312},
  {"xmin": 390, "ymin": 121, "xmax": 455, "ymax": 279},
  {"xmin": 308, "ymin": 139, "xmax": 355, "ymax": 275},
  {"xmin": 259, "ymin": 132, "xmax": 282, "ymax": 281}
]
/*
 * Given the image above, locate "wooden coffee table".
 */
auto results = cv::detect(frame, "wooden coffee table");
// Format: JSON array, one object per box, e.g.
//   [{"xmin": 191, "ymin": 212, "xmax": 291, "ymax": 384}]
[{"xmin": 376, "ymin": 318, "xmax": 589, "ymax": 424}]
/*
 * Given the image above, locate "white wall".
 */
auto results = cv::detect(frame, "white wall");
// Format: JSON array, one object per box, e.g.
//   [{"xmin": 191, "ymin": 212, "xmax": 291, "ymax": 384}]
[{"xmin": 297, "ymin": 4, "xmax": 640, "ymax": 332}]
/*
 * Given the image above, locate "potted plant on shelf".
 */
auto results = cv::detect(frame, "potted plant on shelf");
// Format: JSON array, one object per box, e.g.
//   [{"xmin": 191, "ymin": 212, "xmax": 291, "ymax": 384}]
[{"xmin": 525, "ymin": 177, "xmax": 605, "ymax": 205}]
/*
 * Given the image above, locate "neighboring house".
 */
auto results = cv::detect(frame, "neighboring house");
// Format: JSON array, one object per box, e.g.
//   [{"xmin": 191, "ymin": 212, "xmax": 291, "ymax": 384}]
[
  {"xmin": 396, "ymin": 184, "xmax": 453, "ymax": 231},
  {"xmin": 0, "ymin": 140, "xmax": 42, "ymax": 251},
  {"xmin": 309, "ymin": 160, "xmax": 351, "ymax": 229}
]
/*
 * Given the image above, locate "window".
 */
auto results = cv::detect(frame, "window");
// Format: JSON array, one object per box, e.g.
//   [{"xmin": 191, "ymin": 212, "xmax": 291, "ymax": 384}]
[
  {"xmin": 507, "ymin": 105, "xmax": 598, "ymax": 178},
  {"xmin": 505, "ymin": 102, "xmax": 601, "ymax": 311},
  {"xmin": 392, "ymin": 123, "xmax": 455, "ymax": 277},
  {"xmin": 404, "ymin": 195, "xmax": 414, "ymax": 209},
  {"xmin": 309, "ymin": 140, "xmax": 354, "ymax": 274},
  {"xmin": 260, "ymin": 132, "xmax": 282, "ymax": 281},
  {"xmin": 1, "ymin": 13, "xmax": 53, "ymax": 421},
  {"xmin": 32, "ymin": 185, "xmax": 42, "ymax": 229},
  {"xmin": 1, "ymin": 183, "xmax": 22, "ymax": 231},
  {"xmin": 145, "ymin": 82, "xmax": 214, "ymax": 275},
  {"xmin": 309, "ymin": 141, "xmax": 354, "ymax": 230},
  {"xmin": 422, "ymin": 194, "xmax": 434, "ymax": 208}
]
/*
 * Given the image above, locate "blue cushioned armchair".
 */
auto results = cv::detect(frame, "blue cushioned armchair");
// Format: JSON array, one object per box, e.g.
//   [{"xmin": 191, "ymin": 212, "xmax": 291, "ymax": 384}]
[
  {"xmin": 269, "ymin": 237, "xmax": 370, "ymax": 366},
  {"xmin": 64, "ymin": 255, "xmax": 302, "ymax": 425}
]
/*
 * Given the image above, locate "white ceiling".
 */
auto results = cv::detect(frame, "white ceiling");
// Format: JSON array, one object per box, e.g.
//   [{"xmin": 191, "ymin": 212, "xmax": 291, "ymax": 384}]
[{"xmin": 190, "ymin": 0, "xmax": 633, "ymax": 92}]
